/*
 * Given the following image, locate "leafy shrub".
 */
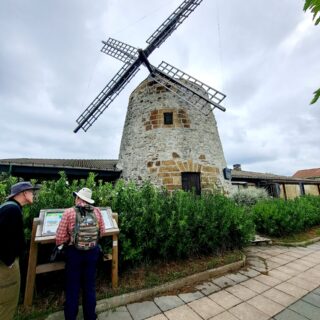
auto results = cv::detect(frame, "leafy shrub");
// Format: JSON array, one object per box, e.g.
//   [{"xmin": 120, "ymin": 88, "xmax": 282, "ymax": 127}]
[
  {"xmin": 0, "ymin": 173, "xmax": 255, "ymax": 268},
  {"xmin": 114, "ymin": 183, "xmax": 255, "ymax": 266},
  {"xmin": 230, "ymin": 187, "xmax": 269, "ymax": 207},
  {"xmin": 252, "ymin": 195, "xmax": 320, "ymax": 237}
]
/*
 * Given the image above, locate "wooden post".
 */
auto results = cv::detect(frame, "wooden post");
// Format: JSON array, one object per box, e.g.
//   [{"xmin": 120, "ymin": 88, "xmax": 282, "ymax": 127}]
[
  {"xmin": 112, "ymin": 233, "xmax": 118, "ymax": 288},
  {"xmin": 283, "ymin": 184, "xmax": 287, "ymax": 200},
  {"xmin": 24, "ymin": 218, "xmax": 40, "ymax": 307}
]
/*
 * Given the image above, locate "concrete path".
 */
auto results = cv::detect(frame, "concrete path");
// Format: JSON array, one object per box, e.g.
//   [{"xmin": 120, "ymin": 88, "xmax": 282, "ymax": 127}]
[{"xmin": 98, "ymin": 243, "xmax": 320, "ymax": 320}]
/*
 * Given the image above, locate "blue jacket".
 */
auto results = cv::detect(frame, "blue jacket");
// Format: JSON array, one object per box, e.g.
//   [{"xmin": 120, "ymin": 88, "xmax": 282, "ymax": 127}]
[{"xmin": 0, "ymin": 200, "xmax": 26, "ymax": 266}]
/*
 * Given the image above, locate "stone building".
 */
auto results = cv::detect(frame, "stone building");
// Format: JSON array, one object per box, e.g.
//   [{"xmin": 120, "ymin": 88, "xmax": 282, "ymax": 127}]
[{"xmin": 116, "ymin": 77, "xmax": 232, "ymax": 194}]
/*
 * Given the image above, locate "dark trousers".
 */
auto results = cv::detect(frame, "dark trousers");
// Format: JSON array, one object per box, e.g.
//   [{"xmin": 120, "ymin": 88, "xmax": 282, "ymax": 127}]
[{"xmin": 64, "ymin": 245, "xmax": 99, "ymax": 320}]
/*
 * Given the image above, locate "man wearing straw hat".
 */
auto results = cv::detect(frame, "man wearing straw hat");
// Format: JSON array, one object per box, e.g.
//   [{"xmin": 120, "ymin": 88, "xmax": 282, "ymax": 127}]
[
  {"xmin": 0, "ymin": 181, "xmax": 40, "ymax": 320},
  {"xmin": 56, "ymin": 187, "xmax": 105, "ymax": 320}
]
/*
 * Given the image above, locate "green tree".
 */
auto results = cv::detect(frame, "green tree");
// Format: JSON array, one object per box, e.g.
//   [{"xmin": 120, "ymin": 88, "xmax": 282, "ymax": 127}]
[
  {"xmin": 304, "ymin": 0, "xmax": 320, "ymax": 104},
  {"xmin": 304, "ymin": 0, "xmax": 320, "ymax": 25}
]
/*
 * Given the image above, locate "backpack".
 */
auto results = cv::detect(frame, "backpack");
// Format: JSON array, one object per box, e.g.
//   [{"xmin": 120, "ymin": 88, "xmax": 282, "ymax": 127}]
[{"xmin": 73, "ymin": 205, "xmax": 99, "ymax": 250}]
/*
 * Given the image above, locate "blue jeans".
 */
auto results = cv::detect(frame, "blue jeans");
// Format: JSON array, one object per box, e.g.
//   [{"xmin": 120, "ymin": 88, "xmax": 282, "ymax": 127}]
[{"xmin": 64, "ymin": 246, "xmax": 100, "ymax": 320}]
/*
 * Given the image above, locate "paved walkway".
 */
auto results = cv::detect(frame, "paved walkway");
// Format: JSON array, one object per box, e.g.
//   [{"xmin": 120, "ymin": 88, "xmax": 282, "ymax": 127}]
[{"xmin": 97, "ymin": 243, "xmax": 320, "ymax": 320}]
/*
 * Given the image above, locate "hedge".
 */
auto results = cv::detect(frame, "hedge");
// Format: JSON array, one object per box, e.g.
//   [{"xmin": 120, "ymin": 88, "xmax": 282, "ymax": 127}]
[{"xmin": 0, "ymin": 172, "xmax": 255, "ymax": 268}]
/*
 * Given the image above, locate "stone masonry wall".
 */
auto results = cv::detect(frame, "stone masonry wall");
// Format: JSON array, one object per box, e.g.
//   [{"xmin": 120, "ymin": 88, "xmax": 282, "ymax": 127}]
[
  {"xmin": 147, "ymin": 157, "xmax": 222, "ymax": 192},
  {"xmin": 117, "ymin": 77, "xmax": 232, "ymax": 194}
]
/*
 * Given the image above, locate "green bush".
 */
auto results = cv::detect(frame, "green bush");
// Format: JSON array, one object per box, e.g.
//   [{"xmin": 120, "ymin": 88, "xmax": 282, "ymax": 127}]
[
  {"xmin": 0, "ymin": 173, "xmax": 255, "ymax": 269},
  {"xmin": 114, "ymin": 183, "xmax": 255, "ymax": 266},
  {"xmin": 251, "ymin": 195, "xmax": 320, "ymax": 237}
]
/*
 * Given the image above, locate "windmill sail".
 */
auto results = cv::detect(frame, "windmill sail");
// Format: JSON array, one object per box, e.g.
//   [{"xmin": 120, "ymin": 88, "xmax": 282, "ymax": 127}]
[
  {"xmin": 145, "ymin": 0, "xmax": 203, "ymax": 54},
  {"xmin": 74, "ymin": 0, "xmax": 211, "ymax": 133},
  {"xmin": 153, "ymin": 61, "xmax": 226, "ymax": 114},
  {"xmin": 74, "ymin": 62, "xmax": 140, "ymax": 132},
  {"xmin": 101, "ymin": 38, "xmax": 139, "ymax": 64}
]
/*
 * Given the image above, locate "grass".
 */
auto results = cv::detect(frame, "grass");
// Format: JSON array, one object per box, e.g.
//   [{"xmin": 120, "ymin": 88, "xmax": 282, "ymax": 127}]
[
  {"xmin": 15, "ymin": 250, "xmax": 243, "ymax": 320},
  {"xmin": 270, "ymin": 225, "xmax": 320, "ymax": 244}
]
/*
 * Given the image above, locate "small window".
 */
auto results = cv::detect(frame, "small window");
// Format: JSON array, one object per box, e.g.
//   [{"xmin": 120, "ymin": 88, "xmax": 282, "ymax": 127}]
[{"xmin": 164, "ymin": 112, "xmax": 173, "ymax": 125}]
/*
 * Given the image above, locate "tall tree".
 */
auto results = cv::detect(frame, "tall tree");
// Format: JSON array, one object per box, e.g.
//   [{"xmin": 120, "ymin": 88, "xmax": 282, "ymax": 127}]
[{"xmin": 304, "ymin": 0, "xmax": 320, "ymax": 104}]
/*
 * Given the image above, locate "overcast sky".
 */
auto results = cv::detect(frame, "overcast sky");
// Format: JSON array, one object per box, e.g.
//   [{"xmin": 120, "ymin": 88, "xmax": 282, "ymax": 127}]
[{"xmin": 0, "ymin": 0, "xmax": 319, "ymax": 176}]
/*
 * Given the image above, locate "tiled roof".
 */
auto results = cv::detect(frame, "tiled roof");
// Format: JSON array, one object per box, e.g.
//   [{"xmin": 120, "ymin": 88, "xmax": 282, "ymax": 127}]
[
  {"xmin": 293, "ymin": 168, "xmax": 320, "ymax": 179},
  {"xmin": 231, "ymin": 169, "xmax": 288, "ymax": 180},
  {"xmin": 0, "ymin": 158, "xmax": 119, "ymax": 171},
  {"xmin": 231, "ymin": 169, "xmax": 319, "ymax": 183}
]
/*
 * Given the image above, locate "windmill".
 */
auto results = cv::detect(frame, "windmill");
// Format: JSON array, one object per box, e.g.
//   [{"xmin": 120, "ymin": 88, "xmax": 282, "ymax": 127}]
[
  {"xmin": 74, "ymin": 0, "xmax": 226, "ymax": 133},
  {"xmin": 74, "ymin": 0, "xmax": 232, "ymax": 194}
]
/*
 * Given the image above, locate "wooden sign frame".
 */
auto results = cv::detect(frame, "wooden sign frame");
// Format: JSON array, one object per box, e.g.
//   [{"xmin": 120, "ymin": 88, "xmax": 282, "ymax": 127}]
[{"xmin": 24, "ymin": 207, "xmax": 119, "ymax": 307}]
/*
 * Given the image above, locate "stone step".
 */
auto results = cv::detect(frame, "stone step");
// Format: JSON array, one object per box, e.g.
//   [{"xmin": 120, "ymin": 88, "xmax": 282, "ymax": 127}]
[{"xmin": 251, "ymin": 235, "xmax": 272, "ymax": 246}]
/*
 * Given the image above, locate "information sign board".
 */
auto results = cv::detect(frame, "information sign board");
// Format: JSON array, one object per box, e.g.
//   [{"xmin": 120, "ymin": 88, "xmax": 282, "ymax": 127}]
[
  {"xmin": 42, "ymin": 210, "xmax": 64, "ymax": 236},
  {"xmin": 40, "ymin": 207, "xmax": 116, "ymax": 236}
]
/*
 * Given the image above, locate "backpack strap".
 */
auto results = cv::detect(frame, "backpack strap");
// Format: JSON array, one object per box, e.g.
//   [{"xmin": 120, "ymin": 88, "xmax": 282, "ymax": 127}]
[
  {"xmin": 0, "ymin": 201, "xmax": 20, "ymax": 210},
  {"xmin": 72, "ymin": 206, "xmax": 81, "ymax": 245}
]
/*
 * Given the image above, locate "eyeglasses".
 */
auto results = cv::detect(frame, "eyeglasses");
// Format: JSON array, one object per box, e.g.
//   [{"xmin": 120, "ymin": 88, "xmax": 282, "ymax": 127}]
[{"xmin": 23, "ymin": 190, "xmax": 35, "ymax": 197}]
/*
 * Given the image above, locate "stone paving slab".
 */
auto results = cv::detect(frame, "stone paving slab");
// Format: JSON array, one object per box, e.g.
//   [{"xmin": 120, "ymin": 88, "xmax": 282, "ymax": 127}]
[
  {"xmin": 289, "ymin": 300, "xmax": 320, "ymax": 320},
  {"xmin": 212, "ymin": 275, "xmax": 236, "ymax": 288},
  {"xmin": 225, "ymin": 284, "xmax": 257, "ymax": 301},
  {"xmin": 208, "ymin": 290, "xmax": 242, "ymax": 309},
  {"xmin": 195, "ymin": 281, "xmax": 220, "ymax": 295},
  {"xmin": 178, "ymin": 291, "xmax": 204, "ymax": 303},
  {"xmin": 267, "ymin": 269, "xmax": 292, "ymax": 281},
  {"xmin": 275, "ymin": 266, "xmax": 300, "ymax": 276},
  {"xmin": 165, "ymin": 305, "xmax": 202, "ymax": 320},
  {"xmin": 188, "ymin": 296, "xmax": 225, "ymax": 319},
  {"xmin": 127, "ymin": 301, "xmax": 161, "ymax": 320},
  {"xmin": 261, "ymin": 288, "xmax": 297, "ymax": 306},
  {"xmin": 238, "ymin": 267, "xmax": 261, "ymax": 278},
  {"xmin": 98, "ymin": 306, "xmax": 132, "ymax": 320},
  {"xmin": 154, "ymin": 295, "xmax": 184, "ymax": 311},
  {"xmin": 229, "ymin": 302, "xmax": 269, "ymax": 320},
  {"xmin": 287, "ymin": 262, "xmax": 310, "ymax": 272},
  {"xmin": 225, "ymin": 272, "xmax": 249, "ymax": 284},
  {"xmin": 146, "ymin": 315, "xmax": 168, "ymax": 320},
  {"xmin": 287, "ymin": 276, "xmax": 319, "ymax": 291},
  {"xmin": 246, "ymin": 294, "xmax": 283, "ymax": 317},
  {"xmin": 240, "ymin": 278, "xmax": 270, "ymax": 294},
  {"xmin": 209, "ymin": 311, "xmax": 239, "ymax": 320},
  {"xmin": 274, "ymin": 309, "xmax": 308, "ymax": 320},
  {"xmin": 302, "ymin": 291, "xmax": 320, "ymax": 307},
  {"xmin": 268, "ymin": 256, "xmax": 290, "ymax": 265},
  {"xmin": 254, "ymin": 274, "xmax": 282, "ymax": 287},
  {"xmin": 275, "ymin": 282, "xmax": 308, "ymax": 299},
  {"xmin": 266, "ymin": 261, "xmax": 281, "ymax": 270}
]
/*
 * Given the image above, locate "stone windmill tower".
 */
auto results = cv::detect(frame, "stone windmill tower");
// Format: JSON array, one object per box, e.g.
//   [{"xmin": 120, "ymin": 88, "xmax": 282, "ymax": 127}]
[{"xmin": 74, "ymin": 0, "xmax": 232, "ymax": 194}]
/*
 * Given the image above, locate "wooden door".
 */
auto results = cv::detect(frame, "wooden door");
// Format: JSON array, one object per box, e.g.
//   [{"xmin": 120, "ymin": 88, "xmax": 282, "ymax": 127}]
[{"xmin": 181, "ymin": 172, "xmax": 201, "ymax": 195}]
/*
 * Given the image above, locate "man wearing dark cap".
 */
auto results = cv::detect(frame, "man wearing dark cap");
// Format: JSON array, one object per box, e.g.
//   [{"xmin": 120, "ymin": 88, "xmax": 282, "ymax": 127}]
[{"xmin": 0, "ymin": 181, "xmax": 39, "ymax": 320}]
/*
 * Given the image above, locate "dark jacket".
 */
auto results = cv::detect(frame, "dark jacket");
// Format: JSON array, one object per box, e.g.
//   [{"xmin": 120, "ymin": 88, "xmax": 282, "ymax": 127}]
[{"xmin": 0, "ymin": 200, "xmax": 26, "ymax": 266}]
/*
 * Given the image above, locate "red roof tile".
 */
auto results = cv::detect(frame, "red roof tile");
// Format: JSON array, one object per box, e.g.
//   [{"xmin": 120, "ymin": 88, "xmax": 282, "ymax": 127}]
[{"xmin": 293, "ymin": 168, "xmax": 320, "ymax": 179}]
